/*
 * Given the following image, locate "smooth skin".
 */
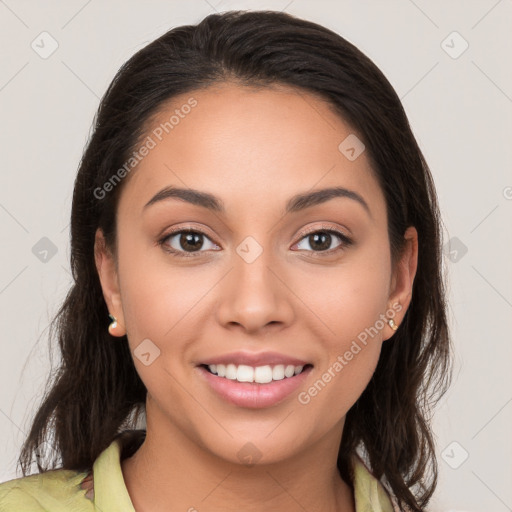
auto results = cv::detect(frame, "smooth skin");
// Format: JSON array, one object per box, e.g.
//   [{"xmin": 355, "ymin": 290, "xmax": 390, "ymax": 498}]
[{"xmin": 95, "ymin": 82, "xmax": 418, "ymax": 512}]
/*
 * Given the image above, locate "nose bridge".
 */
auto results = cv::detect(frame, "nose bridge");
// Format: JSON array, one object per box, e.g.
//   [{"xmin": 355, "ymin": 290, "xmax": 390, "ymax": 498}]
[
  {"xmin": 215, "ymin": 234, "xmax": 294, "ymax": 332},
  {"xmin": 235, "ymin": 236, "xmax": 275, "ymax": 290}
]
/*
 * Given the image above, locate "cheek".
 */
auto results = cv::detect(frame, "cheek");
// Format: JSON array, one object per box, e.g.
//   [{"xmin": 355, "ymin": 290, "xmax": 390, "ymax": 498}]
[
  {"xmin": 297, "ymin": 339, "xmax": 382, "ymax": 438},
  {"xmin": 116, "ymin": 234, "xmax": 214, "ymax": 342},
  {"xmin": 298, "ymin": 276, "xmax": 387, "ymax": 425},
  {"xmin": 294, "ymin": 242, "xmax": 390, "ymax": 411},
  {"xmin": 299, "ymin": 241, "xmax": 392, "ymax": 344}
]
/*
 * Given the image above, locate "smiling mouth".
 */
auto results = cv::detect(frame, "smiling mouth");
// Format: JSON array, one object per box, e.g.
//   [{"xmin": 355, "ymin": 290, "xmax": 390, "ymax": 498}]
[{"xmin": 200, "ymin": 363, "xmax": 314, "ymax": 384}]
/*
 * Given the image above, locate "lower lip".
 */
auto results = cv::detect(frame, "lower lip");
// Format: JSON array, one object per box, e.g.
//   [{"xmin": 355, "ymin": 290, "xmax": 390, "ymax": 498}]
[{"xmin": 197, "ymin": 365, "xmax": 313, "ymax": 409}]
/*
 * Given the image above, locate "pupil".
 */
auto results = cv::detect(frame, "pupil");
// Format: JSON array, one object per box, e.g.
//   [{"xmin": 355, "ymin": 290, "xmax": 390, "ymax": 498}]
[
  {"xmin": 311, "ymin": 232, "xmax": 330, "ymax": 251},
  {"xmin": 181, "ymin": 232, "xmax": 202, "ymax": 251}
]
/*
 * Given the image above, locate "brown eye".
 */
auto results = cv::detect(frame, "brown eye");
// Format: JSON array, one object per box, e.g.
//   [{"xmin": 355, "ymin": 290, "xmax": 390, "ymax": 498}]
[
  {"xmin": 294, "ymin": 229, "xmax": 353, "ymax": 254},
  {"xmin": 159, "ymin": 229, "xmax": 219, "ymax": 258}
]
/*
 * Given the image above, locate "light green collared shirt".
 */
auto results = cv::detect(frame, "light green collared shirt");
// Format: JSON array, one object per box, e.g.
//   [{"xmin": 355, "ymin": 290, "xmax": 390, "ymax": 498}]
[{"xmin": 0, "ymin": 434, "xmax": 395, "ymax": 511}]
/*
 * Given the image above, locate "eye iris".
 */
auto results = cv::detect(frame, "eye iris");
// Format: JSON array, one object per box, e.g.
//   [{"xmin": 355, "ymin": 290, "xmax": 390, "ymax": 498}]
[
  {"xmin": 309, "ymin": 232, "xmax": 331, "ymax": 251},
  {"xmin": 180, "ymin": 232, "xmax": 203, "ymax": 252}
]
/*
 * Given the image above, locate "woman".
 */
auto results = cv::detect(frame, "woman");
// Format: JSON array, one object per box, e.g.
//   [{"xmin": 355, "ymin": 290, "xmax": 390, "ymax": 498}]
[{"xmin": 0, "ymin": 9, "xmax": 451, "ymax": 512}]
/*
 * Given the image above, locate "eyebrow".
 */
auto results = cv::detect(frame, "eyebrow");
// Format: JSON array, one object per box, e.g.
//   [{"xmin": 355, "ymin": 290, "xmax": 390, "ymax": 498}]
[{"xmin": 143, "ymin": 185, "xmax": 371, "ymax": 217}]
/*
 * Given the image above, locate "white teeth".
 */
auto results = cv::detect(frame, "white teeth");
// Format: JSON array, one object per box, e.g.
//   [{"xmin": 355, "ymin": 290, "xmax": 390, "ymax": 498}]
[
  {"xmin": 236, "ymin": 365, "xmax": 254, "ymax": 382},
  {"xmin": 272, "ymin": 365, "xmax": 285, "ymax": 380},
  {"xmin": 225, "ymin": 364, "xmax": 237, "ymax": 380},
  {"xmin": 284, "ymin": 365, "xmax": 295, "ymax": 378},
  {"xmin": 207, "ymin": 363, "xmax": 307, "ymax": 383},
  {"xmin": 254, "ymin": 365, "xmax": 273, "ymax": 383}
]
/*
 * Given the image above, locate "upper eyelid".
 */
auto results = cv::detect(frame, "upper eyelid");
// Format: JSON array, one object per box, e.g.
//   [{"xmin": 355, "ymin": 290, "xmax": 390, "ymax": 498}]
[{"xmin": 295, "ymin": 224, "xmax": 351, "ymax": 239}]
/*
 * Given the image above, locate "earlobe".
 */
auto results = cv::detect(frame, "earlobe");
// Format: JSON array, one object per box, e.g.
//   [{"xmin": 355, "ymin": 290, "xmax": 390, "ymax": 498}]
[
  {"xmin": 384, "ymin": 226, "xmax": 418, "ymax": 340},
  {"xmin": 94, "ymin": 228, "xmax": 126, "ymax": 337}
]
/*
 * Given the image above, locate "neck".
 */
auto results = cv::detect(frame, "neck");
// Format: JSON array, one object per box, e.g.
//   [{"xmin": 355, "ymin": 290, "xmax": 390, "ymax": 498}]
[{"xmin": 121, "ymin": 399, "xmax": 355, "ymax": 512}]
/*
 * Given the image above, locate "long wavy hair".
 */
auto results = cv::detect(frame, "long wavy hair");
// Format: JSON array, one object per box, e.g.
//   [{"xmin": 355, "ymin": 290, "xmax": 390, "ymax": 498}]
[{"xmin": 17, "ymin": 10, "xmax": 452, "ymax": 511}]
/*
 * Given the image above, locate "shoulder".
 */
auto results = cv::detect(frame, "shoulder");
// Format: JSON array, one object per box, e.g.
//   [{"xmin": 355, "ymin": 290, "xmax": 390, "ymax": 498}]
[
  {"xmin": 0, "ymin": 468, "xmax": 93, "ymax": 512},
  {"xmin": 0, "ymin": 430, "xmax": 145, "ymax": 512}
]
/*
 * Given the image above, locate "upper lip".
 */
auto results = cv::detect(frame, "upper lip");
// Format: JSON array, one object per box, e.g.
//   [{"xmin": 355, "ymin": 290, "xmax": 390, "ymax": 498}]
[{"xmin": 199, "ymin": 351, "xmax": 312, "ymax": 367}]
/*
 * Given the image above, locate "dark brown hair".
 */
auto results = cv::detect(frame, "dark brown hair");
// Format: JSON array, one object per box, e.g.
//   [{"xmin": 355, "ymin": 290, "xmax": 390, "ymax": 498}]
[{"xmin": 17, "ymin": 10, "xmax": 452, "ymax": 511}]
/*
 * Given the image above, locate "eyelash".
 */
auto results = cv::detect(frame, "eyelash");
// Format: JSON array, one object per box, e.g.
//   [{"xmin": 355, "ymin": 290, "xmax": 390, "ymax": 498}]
[{"xmin": 157, "ymin": 226, "xmax": 353, "ymax": 259}]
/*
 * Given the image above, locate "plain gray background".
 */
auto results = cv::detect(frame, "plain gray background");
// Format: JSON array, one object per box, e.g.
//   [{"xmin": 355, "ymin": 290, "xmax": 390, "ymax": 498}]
[{"xmin": 1, "ymin": 1, "xmax": 511, "ymax": 510}]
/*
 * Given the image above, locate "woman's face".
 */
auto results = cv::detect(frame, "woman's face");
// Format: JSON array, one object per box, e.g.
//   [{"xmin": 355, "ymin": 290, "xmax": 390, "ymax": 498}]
[{"xmin": 96, "ymin": 82, "xmax": 417, "ymax": 465}]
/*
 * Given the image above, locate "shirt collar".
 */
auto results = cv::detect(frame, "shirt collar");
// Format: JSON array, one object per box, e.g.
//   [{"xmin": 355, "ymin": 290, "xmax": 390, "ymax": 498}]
[
  {"xmin": 92, "ymin": 436, "xmax": 136, "ymax": 512},
  {"xmin": 352, "ymin": 454, "xmax": 396, "ymax": 512}
]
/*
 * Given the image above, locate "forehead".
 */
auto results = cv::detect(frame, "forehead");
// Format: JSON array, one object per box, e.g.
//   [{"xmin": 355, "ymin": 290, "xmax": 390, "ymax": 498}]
[{"xmin": 118, "ymin": 82, "xmax": 386, "ymax": 220}]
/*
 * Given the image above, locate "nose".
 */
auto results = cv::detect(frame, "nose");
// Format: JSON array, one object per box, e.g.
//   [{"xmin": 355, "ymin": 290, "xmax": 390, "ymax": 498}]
[{"xmin": 215, "ymin": 246, "xmax": 295, "ymax": 334}]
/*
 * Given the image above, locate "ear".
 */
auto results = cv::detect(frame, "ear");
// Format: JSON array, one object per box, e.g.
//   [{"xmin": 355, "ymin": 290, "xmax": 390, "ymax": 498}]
[
  {"xmin": 94, "ymin": 228, "xmax": 126, "ymax": 336},
  {"xmin": 383, "ymin": 226, "xmax": 418, "ymax": 340}
]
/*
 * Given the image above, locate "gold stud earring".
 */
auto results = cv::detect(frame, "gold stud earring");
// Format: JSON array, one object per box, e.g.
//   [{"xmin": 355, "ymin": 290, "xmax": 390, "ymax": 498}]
[{"xmin": 388, "ymin": 318, "xmax": 398, "ymax": 331}]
